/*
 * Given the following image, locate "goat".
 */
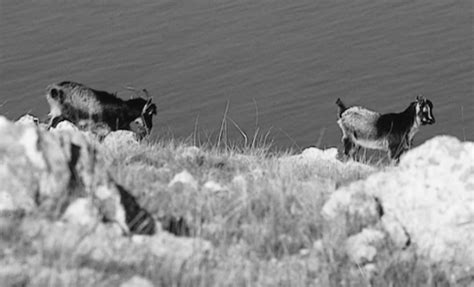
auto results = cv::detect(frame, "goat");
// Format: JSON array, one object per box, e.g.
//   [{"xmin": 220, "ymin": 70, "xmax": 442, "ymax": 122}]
[
  {"xmin": 45, "ymin": 81, "xmax": 157, "ymax": 138},
  {"xmin": 336, "ymin": 96, "xmax": 435, "ymax": 161}
]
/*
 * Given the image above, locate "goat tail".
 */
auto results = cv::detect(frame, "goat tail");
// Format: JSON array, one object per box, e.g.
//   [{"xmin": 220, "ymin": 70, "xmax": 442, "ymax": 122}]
[{"xmin": 336, "ymin": 98, "xmax": 347, "ymax": 119}]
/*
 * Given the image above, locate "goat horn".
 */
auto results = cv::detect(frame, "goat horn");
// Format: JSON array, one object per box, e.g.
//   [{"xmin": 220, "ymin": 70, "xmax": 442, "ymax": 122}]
[
  {"xmin": 125, "ymin": 86, "xmax": 142, "ymax": 99},
  {"xmin": 142, "ymin": 89, "xmax": 153, "ymax": 101}
]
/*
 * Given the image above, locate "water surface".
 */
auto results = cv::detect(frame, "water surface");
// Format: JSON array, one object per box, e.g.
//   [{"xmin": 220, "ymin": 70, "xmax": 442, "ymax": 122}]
[{"xmin": 1, "ymin": 0, "xmax": 472, "ymax": 150}]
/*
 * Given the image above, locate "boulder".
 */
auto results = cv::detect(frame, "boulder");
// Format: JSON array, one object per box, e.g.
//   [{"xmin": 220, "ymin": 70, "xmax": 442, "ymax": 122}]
[
  {"xmin": 323, "ymin": 136, "xmax": 474, "ymax": 276},
  {"xmin": 62, "ymin": 198, "xmax": 100, "ymax": 227},
  {"xmin": 50, "ymin": 120, "xmax": 79, "ymax": 132},
  {"xmin": 279, "ymin": 146, "xmax": 375, "ymax": 185},
  {"xmin": 20, "ymin": 218, "xmax": 212, "ymax": 280},
  {"xmin": 0, "ymin": 116, "xmax": 155, "ymax": 235},
  {"xmin": 203, "ymin": 180, "xmax": 225, "ymax": 193},
  {"xmin": 121, "ymin": 276, "xmax": 154, "ymax": 287},
  {"xmin": 102, "ymin": 130, "xmax": 139, "ymax": 148},
  {"xmin": 345, "ymin": 228, "xmax": 385, "ymax": 265},
  {"xmin": 169, "ymin": 170, "xmax": 198, "ymax": 190},
  {"xmin": 15, "ymin": 114, "xmax": 39, "ymax": 126}
]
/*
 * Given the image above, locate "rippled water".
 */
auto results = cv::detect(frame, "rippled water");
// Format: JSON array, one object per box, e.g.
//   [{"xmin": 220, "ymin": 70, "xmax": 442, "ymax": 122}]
[{"xmin": 0, "ymin": 0, "xmax": 472, "ymax": 150}]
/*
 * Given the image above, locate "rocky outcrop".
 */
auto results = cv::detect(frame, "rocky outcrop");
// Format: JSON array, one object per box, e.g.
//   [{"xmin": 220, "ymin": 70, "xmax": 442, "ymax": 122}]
[
  {"xmin": 18, "ymin": 218, "xmax": 211, "ymax": 283},
  {"xmin": 102, "ymin": 130, "xmax": 140, "ymax": 148},
  {"xmin": 0, "ymin": 116, "xmax": 155, "ymax": 235},
  {"xmin": 15, "ymin": 114, "xmax": 40, "ymax": 126},
  {"xmin": 280, "ymin": 146, "xmax": 376, "ymax": 186},
  {"xmin": 323, "ymin": 136, "xmax": 474, "ymax": 278}
]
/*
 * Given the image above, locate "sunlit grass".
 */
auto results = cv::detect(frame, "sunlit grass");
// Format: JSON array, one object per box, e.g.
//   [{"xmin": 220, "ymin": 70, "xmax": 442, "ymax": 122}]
[{"xmin": 1, "ymin": 133, "xmax": 457, "ymax": 286}]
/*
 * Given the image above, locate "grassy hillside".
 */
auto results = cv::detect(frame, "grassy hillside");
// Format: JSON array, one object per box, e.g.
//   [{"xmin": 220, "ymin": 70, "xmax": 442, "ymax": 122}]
[{"xmin": 1, "ymin": 136, "xmax": 455, "ymax": 286}]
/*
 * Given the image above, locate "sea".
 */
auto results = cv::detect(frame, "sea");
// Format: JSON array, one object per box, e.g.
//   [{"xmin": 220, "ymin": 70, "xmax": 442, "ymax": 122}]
[{"xmin": 1, "ymin": 0, "xmax": 472, "ymax": 151}]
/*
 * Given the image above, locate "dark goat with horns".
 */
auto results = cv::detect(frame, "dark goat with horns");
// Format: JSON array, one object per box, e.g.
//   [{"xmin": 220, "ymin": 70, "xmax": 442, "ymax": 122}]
[{"xmin": 46, "ymin": 81, "xmax": 157, "ymax": 137}]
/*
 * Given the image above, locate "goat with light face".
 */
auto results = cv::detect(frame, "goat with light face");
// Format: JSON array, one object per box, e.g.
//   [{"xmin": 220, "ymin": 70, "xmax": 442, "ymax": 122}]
[
  {"xmin": 336, "ymin": 96, "xmax": 435, "ymax": 162},
  {"xmin": 46, "ymin": 81, "xmax": 157, "ymax": 138}
]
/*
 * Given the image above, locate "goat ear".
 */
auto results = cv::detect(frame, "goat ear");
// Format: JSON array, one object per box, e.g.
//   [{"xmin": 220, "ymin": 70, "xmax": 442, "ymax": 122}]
[{"xmin": 142, "ymin": 89, "xmax": 151, "ymax": 99}]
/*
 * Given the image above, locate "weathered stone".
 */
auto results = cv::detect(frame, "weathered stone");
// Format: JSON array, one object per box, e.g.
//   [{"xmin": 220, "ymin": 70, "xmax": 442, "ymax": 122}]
[
  {"xmin": 280, "ymin": 146, "xmax": 375, "ymax": 185},
  {"xmin": 20, "ymin": 218, "xmax": 211, "ymax": 280},
  {"xmin": 29, "ymin": 267, "xmax": 102, "ymax": 287},
  {"xmin": 322, "ymin": 136, "xmax": 474, "ymax": 277},
  {"xmin": 121, "ymin": 276, "xmax": 154, "ymax": 287},
  {"xmin": 345, "ymin": 228, "xmax": 385, "ymax": 264},
  {"xmin": 15, "ymin": 113, "xmax": 39, "ymax": 126},
  {"xmin": 50, "ymin": 120, "xmax": 79, "ymax": 132},
  {"xmin": 169, "ymin": 170, "xmax": 198, "ymax": 190},
  {"xmin": 62, "ymin": 198, "xmax": 100, "ymax": 227},
  {"xmin": 0, "ymin": 116, "xmax": 155, "ymax": 235},
  {"xmin": 102, "ymin": 130, "xmax": 139, "ymax": 148},
  {"xmin": 0, "ymin": 264, "xmax": 28, "ymax": 287},
  {"xmin": 203, "ymin": 180, "xmax": 225, "ymax": 193}
]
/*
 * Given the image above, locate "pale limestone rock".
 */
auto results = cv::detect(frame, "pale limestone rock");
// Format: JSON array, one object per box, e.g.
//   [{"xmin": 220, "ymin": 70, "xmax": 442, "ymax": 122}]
[
  {"xmin": 181, "ymin": 146, "xmax": 201, "ymax": 159},
  {"xmin": 21, "ymin": 218, "xmax": 212, "ymax": 280},
  {"xmin": 95, "ymin": 184, "xmax": 128, "ymax": 234},
  {"xmin": 321, "ymin": 187, "xmax": 381, "ymax": 227},
  {"xmin": 50, "ymin": 120, "xmax": 79, "ymax": 132},
  {"xmin": 29, "ymin": 267, "xmax": 101, "ymax": 287},
  {"xmin": 381, "ymin": 215, "xmax": 410, "ymax": 249},
  {"xmin": 323, "ymin": 136, "xmax": 474, "ymax": 276},
  {"xmin": 102, "ymin": 130, "xmax": 139, "ymax": 148},
  {"xmin": 300, "ymin": 147, "xmax": 339, "ymax": 162},
  {"xmin": 203, "ymin": 180, "xmax": 224, "ymax": 193},
  {"xmin": 231, "ymin": 175, "xmax": 248, "ymax": 194},
  {"xmin": 169, "ymin": 170, "xmax": 198, "ymax": 190},
  {"xmin": 279, "ymin": 146, "xmax": 375, "ymax": 185},
  {"xmin": 15, "ymin": 114, "xmax": 39, "ymax": 126},
  {"xmin": 121, "ymin": 276, "xmax": 154, "ymax": 287},
  {"xmin": 0, "ymin": 191, "xmax": 16, "ymax": 212},
  {"xmin": 62, "ymin": 198, "xmax": 100, "ymax": 227},
  {"xmin": 0, "ymin": 116, "xmax": 153, "ymax": 235},
  {"xmin": 0, "ymin": 264, "xmax": 28, "ymax": 287},
  {"xmin": 345, "ymin": 228, "xmax": 385, "ymax": 264}
]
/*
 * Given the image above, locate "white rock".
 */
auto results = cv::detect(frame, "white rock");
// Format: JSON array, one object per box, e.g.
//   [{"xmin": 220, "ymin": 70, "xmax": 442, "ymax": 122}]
[
  {"xmin": 231, "ymin": 175, "xmax": 248, "ymax": 194},
  {"xmin": 18, "ymin": 126, "xmax": 46, "ymax": 169},
  {"xmin": 169, "ymin": 170, "xmax": 198, "ymax": 190},
  {"xmin": 345, "ymin": 228, "xmax": 385, "ymax": 264},
  {"xmin": 300, "ymin": 147, "xmax": 339, "ymax": 162},
  {"xmin": 203, "ymin": 180, "xmax": 224, "ymax": 193},
  {"xmin": 120, "ymin": 276, "xmax": 154, "ymax": 287},
  {"xmin": 102, "ymin": 130, "xmax": 139, "ymax": 147},
  {"xmin": 181, "ymin": 146, "xmax": 201, "ymax": 159},
  {"xmin": 62, "ymin": 198, "xmax": 100, "ymax": 227},
  {"xmin": 0, "ymin": 116, "xmax": 145, "ymax": 236},
  {"xmin": 148, "ymin": 231, "xmax": 212, "ymax": 259},
  {"xmin": 0, "ymin": 191, "xmax": 15, "ymax": 212},
  {"xmin": 15, "ymin": 114, "xmax": 39, "ymax": 126},
  {"xmin": 325, "ymin": 136, "xmax": 474, "ymax": 271},
  {"xmin": 321, "ymin": 188, "xmax": 380, "ymax": 225},
  {"xmin": 50, "ymin": 120, "xmax": 79, "ymax": 132},
  {"xmin": 381, "ymin": 215, "xmax": 410, "ymax": 249}
]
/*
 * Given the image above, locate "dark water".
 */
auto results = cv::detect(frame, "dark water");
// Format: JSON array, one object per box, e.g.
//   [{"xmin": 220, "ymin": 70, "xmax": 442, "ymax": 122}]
[{"xmin": 1, "ymin": 0, "xmax": 472, "ymax": 150}]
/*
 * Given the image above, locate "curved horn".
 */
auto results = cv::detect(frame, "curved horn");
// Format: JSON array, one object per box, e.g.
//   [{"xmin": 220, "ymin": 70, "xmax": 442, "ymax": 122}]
[
  {"xmin": 125, "ymin": 86, "xmax": 142, "ymax": 99},
  {"xmin": 142, "ymin": 98, "xmax": 152, "ymax": 115},
  {"xmin": 142, "ymin": 89, "xmax": 151, "ymax": 100}
]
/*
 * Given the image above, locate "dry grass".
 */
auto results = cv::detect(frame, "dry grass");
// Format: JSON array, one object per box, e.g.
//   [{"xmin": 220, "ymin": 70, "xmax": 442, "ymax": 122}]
[{"xmin": 0, "ymin": 137, "xmax": 457, "ymax": 287}]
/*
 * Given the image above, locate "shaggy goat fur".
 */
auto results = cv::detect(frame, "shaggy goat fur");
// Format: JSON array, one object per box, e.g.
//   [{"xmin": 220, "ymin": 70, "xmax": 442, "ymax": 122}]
[
  {"xmin": 46, "ymin": 81, "xmax": 157, "ymax": 137},
  {"xmin": 336, "ymin": 96, "xmax": 435, "ymax": 161}
]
